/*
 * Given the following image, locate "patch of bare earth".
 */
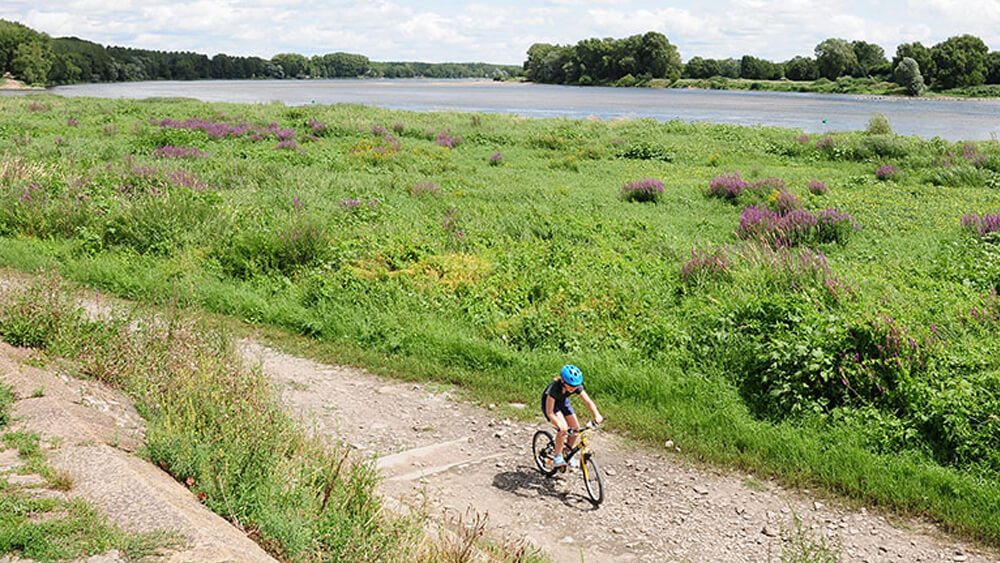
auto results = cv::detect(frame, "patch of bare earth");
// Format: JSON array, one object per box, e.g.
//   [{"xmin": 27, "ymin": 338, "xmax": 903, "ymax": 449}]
[{"xmin": 247, "ymin": 341, "xmax": 1000, "ymax": 563}]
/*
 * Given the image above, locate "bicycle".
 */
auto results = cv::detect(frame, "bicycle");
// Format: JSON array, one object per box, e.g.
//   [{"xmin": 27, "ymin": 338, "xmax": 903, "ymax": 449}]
[{"xmin": 531, "ymin": 421, "xmax": 605, "ymax": 506}]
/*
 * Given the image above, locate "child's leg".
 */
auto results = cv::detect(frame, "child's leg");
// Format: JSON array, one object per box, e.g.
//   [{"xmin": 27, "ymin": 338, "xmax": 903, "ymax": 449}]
[
  {"xmin": 565, "ymin": 413, "xmax": 581, "ymax": 450},
  {"xmin": 550, "ymin": 412, "xmax": 568, "ymax": 457}
]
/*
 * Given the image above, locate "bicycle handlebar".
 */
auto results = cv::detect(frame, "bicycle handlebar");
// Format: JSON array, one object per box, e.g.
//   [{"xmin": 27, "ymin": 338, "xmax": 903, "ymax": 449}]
[{"xmin": 567, "ymin": 420, "xmax": 604, "ymax": 436}]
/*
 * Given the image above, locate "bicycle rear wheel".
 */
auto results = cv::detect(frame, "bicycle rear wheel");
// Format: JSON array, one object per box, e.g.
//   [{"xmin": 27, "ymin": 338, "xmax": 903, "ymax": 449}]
[
  {"xmin": 582, "ymin": 455, "xmax": 604, "ymax": 505},
  {"xmin": 532, "ymin": 430, "xmax": 557, "ymax": 476}
]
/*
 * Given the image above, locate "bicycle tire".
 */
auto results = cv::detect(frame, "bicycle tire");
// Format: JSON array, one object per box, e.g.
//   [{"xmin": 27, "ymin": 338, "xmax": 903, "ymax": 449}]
[
  {"xmin": 582, "ymin": 455, "xmax": 604, "ymax": 505},
  {"xmin": 532, "ymin": 430, "xmax": 557, "ymax": 476}
]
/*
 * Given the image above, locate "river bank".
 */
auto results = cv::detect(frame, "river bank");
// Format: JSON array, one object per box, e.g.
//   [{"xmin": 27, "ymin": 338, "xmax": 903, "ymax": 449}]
[{"xmin": 0, "ymin": 74, "xmax": 42, "ymax": 91}]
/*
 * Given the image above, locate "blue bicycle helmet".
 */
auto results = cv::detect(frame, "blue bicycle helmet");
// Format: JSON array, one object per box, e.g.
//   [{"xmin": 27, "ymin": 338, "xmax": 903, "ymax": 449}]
[{"xmin": 560, "ymin": 364, "xmax": 583, "ymax": 386}]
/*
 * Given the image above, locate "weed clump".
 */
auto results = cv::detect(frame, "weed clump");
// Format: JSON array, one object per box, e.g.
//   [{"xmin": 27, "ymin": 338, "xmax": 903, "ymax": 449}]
[{"xmin": 620, "ymin": 177, "xmax": 664, "ymax": 203}]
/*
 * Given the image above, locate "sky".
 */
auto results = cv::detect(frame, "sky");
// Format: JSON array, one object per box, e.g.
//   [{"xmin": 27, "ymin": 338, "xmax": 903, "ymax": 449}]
[{"xmin": 3, "ymin": 0, "xmax": 1000, "ymax": 65}]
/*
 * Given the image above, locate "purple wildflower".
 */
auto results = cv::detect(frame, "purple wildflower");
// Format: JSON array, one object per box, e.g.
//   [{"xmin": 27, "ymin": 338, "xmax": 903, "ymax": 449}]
[
  {"xmin": 680, "ymin": 246, "xmax": 731, "ymax": 284},
  {"xmin": 708, "ymin": 171, "xmax": 749, "ymax": 199},
  {"xmin": 621, "ymin": 178, "xmax": 665, "ymax": 203},
  {"xmin": 488, "ymin": 152, "xmax": 503, "ymax": 166},
  {"xmin": 153, "ymin": 146, "xmax": 207, "ymax": 159},
  {"xmin": 770, "ymin": 190, "xmax": 803, "ymax": 215},
  {"xmin": 807, "ymin": 180, "xmax": 829, "ymax": 195},
  {"xmin": 875, "ymin": 165, "xmax": 899, "ymax": 181},
  {"xmin": 410, "ymin": 181, "xmax": 440, "ymax": 196},
  {"xmin": 435, "ymin": 130, "xmax": 463, "ymax": 149},
  {"xmin": 962, "ymin": 213, "xmax": 1000, "ymax": 237}
]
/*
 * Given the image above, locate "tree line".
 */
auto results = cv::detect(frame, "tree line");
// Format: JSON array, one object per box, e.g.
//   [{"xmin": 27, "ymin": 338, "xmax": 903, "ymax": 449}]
[
  {"xmin": 0, "ymin": 19, "xmax": 520, "ymax": 85},
  {"xmin": 524, "ymin": 33, "xmax": 1000, "ymax": 94}
]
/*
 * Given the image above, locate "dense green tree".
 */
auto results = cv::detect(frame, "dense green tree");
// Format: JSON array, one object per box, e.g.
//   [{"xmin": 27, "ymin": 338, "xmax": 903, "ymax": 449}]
[
  {"xmin": 524, "ymin": 43, "xmax": 558, "ymax": 82},
  {"xmin": 717, "ymin": 58, "xmax": 741, "ymax": 78},
  {"xmin": 783, "ymin": 56, "xmax": 818, "ymax": 81},
  {"xmin": 271, "ymin": 53, "xmax": 310, "ymax": 78},
  {"xmin": 313, "ymin": 52, "xmax": 370, "ymax": 77},
  {"xmin": 637, "ymin": 31, "xmax": 681, "ymax": 79},
  {"xmin": 851, "ymin": 40, "xmax": 887, "ymax": 77},
  {"xmin": 0, "ymin": 19, "xmax": 47, "ymax": 75},
  {"xmin": 11, "ymin": 41, "xmax": 52, "ymax": 84},
  {"xmin": 53, "ymin": 37, "xmax": 113, "ymax": 81},
  {"xmin": 575, "ymin": 37, "xmax": 615, "ymax": 81},
  {"xmin": 893, "ymin": 57, "xmax": 925, "ymax": 96},
  {"xmin": 987, "ymin": 51, "xmax": 1000, "ymax": 84},
  {"xmin": 683, "ymin": 56, "xmax": 720, "ymax": 79},
  {"xmin": 893, "ymin": 42, "xmax": 935, "ymax": 84},
  {"xmin": 815, "ymin": 38, "xmax": 857, "ymax": 80},
  {"xmin": 739, "ymin": 55, "xmax": 782, "ymax": 80},
  {"xmin": 931, "ymin": 34, "xmax": 989, "ymax": 89}
]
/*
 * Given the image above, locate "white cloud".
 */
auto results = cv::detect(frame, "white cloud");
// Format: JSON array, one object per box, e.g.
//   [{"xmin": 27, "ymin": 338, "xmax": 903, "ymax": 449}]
[{"xmin": 4, "ymin": 0, "xmax": 1000, "ymax": 65}]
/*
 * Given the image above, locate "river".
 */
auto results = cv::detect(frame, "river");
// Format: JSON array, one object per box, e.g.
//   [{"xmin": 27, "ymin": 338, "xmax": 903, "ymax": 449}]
[{"xmin": 28, "ymin": 79, "xmax": 1000, "ymax": 141}]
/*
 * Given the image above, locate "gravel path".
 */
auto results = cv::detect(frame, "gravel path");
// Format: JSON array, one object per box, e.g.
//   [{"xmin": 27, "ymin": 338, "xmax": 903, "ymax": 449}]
[{"xmin": 247, "ymin": 341, "xmax": 1000, "ymax": 563}]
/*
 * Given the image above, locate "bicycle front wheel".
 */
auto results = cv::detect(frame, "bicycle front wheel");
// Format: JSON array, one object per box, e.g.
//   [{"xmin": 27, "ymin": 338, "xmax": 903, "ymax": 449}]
[
  {"xmin": 582, "ymin": 455, "xmax": 604, "ymax": 505},
  {"xmin": 532, "ymin": 430, "xmax": 557, "ymax": 476}
]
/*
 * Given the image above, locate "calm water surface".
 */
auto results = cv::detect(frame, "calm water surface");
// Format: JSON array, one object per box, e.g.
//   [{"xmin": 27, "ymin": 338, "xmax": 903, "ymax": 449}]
[{"xmin": 39, "ymin": 79, "xmax": 1000, "ymax": 141}]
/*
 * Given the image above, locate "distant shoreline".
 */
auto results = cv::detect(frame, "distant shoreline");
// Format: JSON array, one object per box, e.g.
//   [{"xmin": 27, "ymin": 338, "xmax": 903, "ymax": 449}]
[{"xmin": 0, "ymin": 77, "xmax": 43, "ymax": 91}]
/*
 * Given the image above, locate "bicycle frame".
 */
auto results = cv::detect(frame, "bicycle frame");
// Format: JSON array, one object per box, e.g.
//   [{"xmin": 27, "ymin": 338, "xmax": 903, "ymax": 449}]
[{"xmin": 561, "ymin": 427, "xmax": 592, "ymax": 467}]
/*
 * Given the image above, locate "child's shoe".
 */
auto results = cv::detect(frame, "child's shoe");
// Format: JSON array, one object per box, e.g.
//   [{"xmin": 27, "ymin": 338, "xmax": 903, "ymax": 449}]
[{"xmin": 550, "ymin": 454, "xmax": 567, "ymax": 468}]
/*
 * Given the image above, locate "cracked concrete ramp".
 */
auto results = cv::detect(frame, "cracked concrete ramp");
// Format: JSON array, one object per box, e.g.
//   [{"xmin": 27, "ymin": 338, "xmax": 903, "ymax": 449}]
[{"xmin": 0, "ymin": 343, "xmax": 276, "ymax": 563}]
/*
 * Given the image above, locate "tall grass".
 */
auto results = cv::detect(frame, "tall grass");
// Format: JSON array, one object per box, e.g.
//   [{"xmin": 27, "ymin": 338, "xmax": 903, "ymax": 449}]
[{"xmin": 0, "ymin": 277, "xmax": 419, "ymax": 561}]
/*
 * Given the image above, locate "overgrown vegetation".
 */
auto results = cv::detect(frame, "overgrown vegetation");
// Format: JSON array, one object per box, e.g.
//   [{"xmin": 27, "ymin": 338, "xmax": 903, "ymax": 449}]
[
  {"xmin": 1, "ymin": 95, "xmax": 1000, "ymax": 549},
  {"xmin": 0, "ymin": 276, "xmax": 544, "ymax": 562},
  {"xmin": 0, "ymin": 277, "xmax": 421, "ymax": 561},
  {"xmin": 0, "ymin": 396, "xmax": 180, "ymax": 560}
]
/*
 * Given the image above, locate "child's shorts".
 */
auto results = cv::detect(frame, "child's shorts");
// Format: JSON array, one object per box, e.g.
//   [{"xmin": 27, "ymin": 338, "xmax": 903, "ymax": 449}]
[{"xmin": 540, "ymin": 393, "xmax": 575, "ymax": 418}]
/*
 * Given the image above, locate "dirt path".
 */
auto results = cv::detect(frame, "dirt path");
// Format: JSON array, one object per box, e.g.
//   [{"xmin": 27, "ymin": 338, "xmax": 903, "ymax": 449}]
[{"xmin": 248, "ymin": 342, "xmax": 999, "ymax": 563}]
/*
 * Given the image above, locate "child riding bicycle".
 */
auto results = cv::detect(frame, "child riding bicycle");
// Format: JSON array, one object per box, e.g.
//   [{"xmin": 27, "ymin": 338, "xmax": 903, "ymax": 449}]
[{"xmin": 541, "ymin": 365, "xmax": 604, "ymax": 469}]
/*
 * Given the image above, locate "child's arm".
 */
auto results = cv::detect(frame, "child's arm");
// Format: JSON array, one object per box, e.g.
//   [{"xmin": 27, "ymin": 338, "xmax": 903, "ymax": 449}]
[{"xmin": 578, "ymin": 389, "xmax": 604, "ymax": 424}]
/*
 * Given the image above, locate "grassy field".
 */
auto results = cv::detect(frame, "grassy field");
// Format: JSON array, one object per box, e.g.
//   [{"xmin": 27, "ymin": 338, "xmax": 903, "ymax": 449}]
[{"xmin": 1, "ymin": 93, "xmax": 1000, "ymax": 548}]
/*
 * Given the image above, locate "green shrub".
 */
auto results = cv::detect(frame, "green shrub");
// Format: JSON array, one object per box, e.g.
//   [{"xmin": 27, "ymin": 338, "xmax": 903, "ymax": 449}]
[
  {"xmin": 0, "ymin": 383, "xmax": 13, "ymax": 429},
  {"xmin": 616, "ymin": 141, "xmax": 675, "ymax": 162},
  {"xmin": 212, "ymin": 214, "xmax": 332, "ymax": 279},
  {"xmin": 0, "ymin": 277, "xmax": 84, "ymax": 349},
  {"xmin": 866, "ymin": 112, "xmax": 893, "ymax": 135},
  {"xmin": 926, "ymin": 165, "xmax": 993, "ymax": 187}
]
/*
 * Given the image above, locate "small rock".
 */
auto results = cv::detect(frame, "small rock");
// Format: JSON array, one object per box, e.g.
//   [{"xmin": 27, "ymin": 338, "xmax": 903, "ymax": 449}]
[
  {"xmin": 496, "ymin": 462, "xmax": 506, "ymax": 468},
  {"xmin": 488, "ymin": 403, "xmax": 496, "ymax": 410},
  {"xmin": 664, "ymin": 440, "xmax": 674, "ymax": 449},
  {"xmin": 952, "ymin": 555, "xmax": 967, "ymax": 562},
  {"xmin": 494, "ymin": 430, "xmax": 506, "ymax": 438},
  {"xmin": 814, "ymin": 502, "xmax": 823, "ymax": 511},
  {"xmin": 7, "ymin": 474, "xmax": 46, "ymax": 486},
  {"xmin": 605, "ymin": 469, "xmax": 617, "ymax": 476},
  {"xmin": 559, "ymin": 536, "xmax": 574, "ymax": 544},
  {"xmin": 612, "ymin": 527, "xmax": 624, "ymax": 534},
  {"xmin": 693, "ymin": 485, "xmax": 709, "ymax": 495},
  {"xmin": 762, "ymin": 526, "xmax": 780, "ymax": 538},
  {"xmin": 509, "ymin": 402, "xmax": 526, "ymax": 409},
  {"xmin": 878, "ymin": 546, "xmax": 888, "ymax": 553}
]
